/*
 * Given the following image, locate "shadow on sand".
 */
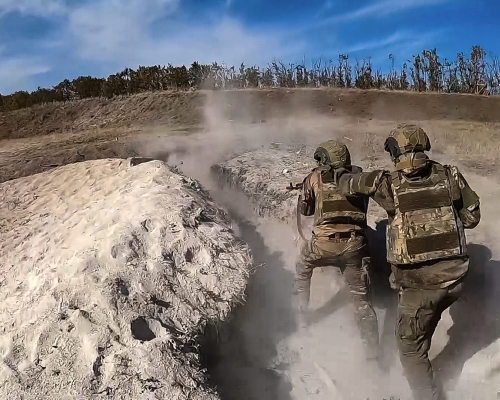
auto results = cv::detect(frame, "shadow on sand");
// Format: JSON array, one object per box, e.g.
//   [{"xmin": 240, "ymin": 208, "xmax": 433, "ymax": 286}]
[
  {"xmin": 365, "ymin": 219, "xmax": 400, "ymax": 371},
  {"xmin": 433, "ymin": 243, "xmax": 500, "ymax": 386},
  {"xmin": 199, "ymin": 170, "xmax": 298, "ymax": 400},
  {"xmin": 202, "ymin": 219, "xmax": 297, "ymax": 400}
]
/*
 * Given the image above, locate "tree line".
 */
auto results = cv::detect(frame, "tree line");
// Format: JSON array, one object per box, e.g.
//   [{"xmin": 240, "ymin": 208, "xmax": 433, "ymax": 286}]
[{"xmin": 0, "ymin": 46, "xmax": 498, "ymax": 113}]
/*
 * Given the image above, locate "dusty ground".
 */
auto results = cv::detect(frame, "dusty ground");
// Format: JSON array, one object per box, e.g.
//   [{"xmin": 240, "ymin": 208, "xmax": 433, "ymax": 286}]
[{"xmin": 2, "ymin": 88, "xmax": 500, "ymax": 399}]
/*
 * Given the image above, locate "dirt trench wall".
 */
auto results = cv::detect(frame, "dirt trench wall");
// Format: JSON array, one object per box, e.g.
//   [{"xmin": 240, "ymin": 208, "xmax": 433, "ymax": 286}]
[
  {"xmin": 0, "ymin": 158, "xmax": 252, "ymax": 400},
  {"xmin": 212, "ymin": 145, "xmax": 388, "ymax": 226},
  {"xmin": 212, "ymin": 145, "xmax": 315, "ymax": 224}
]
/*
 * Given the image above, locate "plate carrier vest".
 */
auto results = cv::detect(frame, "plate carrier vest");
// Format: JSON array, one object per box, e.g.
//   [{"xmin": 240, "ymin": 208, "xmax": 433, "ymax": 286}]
[{"xmin": 387, "ymin": 163, "xmax": 466, "ymax": 264}]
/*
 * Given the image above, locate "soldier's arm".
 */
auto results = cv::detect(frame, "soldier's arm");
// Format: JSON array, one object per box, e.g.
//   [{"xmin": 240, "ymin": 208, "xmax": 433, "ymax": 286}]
[
  {"xmin": 300, "ymin": 173, "xmax": 316, "ymax": 216},
  {"xmin": 337, "ymin": 169, "xmax": 396, "ymax": 213},
  {"xmin": 447, "ymin": 166, "xmax": 481, "ymax": 229}
]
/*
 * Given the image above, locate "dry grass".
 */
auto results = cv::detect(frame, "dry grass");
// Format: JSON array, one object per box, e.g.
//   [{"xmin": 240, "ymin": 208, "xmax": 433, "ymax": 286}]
[{"xmin": 0, "ymin": 91, "xmax": 203, "ymax": 141}]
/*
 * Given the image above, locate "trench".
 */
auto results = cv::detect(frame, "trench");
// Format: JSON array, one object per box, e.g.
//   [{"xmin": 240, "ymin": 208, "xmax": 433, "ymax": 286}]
[
  {"xmin": 144, "ymin": 133, "xmax": 403, "ymax": 399},
  {"xmin": 137, "ymin": 126, "xmax": 500, "ymax": 399},
  {"xmin": 112, "ymin": 136, "xmax": 500, "ymax": 399},
  {"xmin": 167, "ymin": 146, "xmax": 403, "ymax": 399},
  {"xmin": 187, "ymin": 161, "xmax": 500, "ymax": 400},
  {"xmin": 195, "ymin": 169, "xmax": 299, "ymax": 400},
  {"xmin": 154, "ymin": 141, "xmax": 299, "ymax": 398}
]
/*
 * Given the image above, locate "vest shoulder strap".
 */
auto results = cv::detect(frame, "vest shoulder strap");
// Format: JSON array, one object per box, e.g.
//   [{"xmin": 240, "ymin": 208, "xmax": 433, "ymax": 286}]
[
  {"xmin": 390, "ymin": 170, "xmax": 401, "ymax": 188},
  {"xmin": 434, "ymin": 163, "xmax": 446, "ymax": 178}
]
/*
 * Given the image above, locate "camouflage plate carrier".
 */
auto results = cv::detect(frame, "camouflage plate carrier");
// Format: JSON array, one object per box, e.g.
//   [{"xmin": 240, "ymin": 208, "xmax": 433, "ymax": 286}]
[
  {"xmin": 314, "ymin": 170, "xmax": 369, "ymax": 233},
  {"xmin": 387, "ymin": 162, "xmax": 467, "ymax": 264}
]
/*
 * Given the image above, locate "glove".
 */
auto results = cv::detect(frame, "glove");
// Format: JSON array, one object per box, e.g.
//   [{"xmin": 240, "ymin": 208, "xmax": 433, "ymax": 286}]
[{"xmin": 384, "ymin": 137, "xmax": 402, "ymax": 161}]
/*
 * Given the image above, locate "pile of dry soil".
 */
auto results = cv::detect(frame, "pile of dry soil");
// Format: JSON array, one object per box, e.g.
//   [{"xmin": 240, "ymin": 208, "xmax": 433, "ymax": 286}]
[{"xmin": 0, "ymin": 158, "xmax": 252, "ymax": 400}]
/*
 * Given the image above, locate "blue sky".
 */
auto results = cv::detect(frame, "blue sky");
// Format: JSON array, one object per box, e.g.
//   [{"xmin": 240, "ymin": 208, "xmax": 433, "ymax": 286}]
[{"xmin": 0, "ymin": 0, "xmax": 498, "ymax": 94}]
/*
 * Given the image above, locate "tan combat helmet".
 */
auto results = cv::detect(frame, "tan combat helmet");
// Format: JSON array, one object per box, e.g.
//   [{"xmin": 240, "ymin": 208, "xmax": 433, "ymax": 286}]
[
  {"xmin": 384, "ymin": 123, "xmax": 431, "ymax": 171},
  {"xmin": 314, "ymin": 140, "xmax": 351, "ymax": 171}
]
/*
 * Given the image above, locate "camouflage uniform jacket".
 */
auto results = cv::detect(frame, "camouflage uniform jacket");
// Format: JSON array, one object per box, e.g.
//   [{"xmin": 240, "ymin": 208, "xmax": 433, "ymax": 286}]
[{"xmin": 337, "ymin": 162, "xmax": 481, "ymax": 289}]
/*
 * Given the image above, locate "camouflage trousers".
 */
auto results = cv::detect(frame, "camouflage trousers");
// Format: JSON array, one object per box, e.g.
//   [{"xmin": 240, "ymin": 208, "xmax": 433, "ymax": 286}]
[
  {"xmin": 294, "ymin": 235, "xmax": 379, "ymax": 359},
  {"xmin": 396, "ymin": 278, "xmax": 464, "ymax": 400}
]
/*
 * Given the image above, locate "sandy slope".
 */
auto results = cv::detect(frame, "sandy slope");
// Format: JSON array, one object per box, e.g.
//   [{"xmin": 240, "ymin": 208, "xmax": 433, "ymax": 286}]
[{"xmin": 0, "ymin": 158, "xmax": 252, "ymax": 400}]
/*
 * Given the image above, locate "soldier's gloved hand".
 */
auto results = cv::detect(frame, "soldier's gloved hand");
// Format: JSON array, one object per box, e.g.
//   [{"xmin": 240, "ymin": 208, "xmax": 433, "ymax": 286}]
[{"xmin": 384, "ymin": 137, "xmax": 401, "ymax": 161}]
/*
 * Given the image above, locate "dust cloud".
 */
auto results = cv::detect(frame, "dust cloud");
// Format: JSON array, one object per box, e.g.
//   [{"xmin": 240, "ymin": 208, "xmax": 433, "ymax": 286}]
[
  {"xmin": 137, "ymin": 91, "xmax": 415, "ymax": 399},
  {"xmin": 134, "ymin": 88, "xmax": 500, "ymax": 400}
]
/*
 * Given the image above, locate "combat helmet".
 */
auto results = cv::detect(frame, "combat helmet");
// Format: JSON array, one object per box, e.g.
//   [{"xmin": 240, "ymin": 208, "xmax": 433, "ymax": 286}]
[
  {"xmin": 314, "ymin": 140, "xmax": 351, "ymax": 171},
  {"xmin": 384, "ymin": 123, "xmax": 431, "ymax": 171}
]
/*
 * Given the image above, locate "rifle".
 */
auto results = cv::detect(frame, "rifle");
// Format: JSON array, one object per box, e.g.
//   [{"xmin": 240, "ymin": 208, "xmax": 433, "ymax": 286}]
[{"xmin": 286, "ymin": 182, "xmax": 303, "ymax": 191}]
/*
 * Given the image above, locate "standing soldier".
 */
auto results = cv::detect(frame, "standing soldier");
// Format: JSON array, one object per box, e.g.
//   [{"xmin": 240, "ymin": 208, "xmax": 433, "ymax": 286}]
[
  {"xmin": 293, "ymin": 140, "xmax": 380, "ymax": 361},
  {"xmin": 333, "ymin": 124, "xmax": 481, "ymax": 400}
]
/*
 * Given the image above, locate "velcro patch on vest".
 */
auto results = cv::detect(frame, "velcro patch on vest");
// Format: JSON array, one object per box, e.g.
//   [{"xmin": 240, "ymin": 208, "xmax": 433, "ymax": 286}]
[
  {"xmin": 406, "ymin": 232, "xmax": 460, "ymax": 256},
  {"xmin": 323, "ymin": 199, "xmax": 364, "ymax": 213},
  {"xmin": 397, "ymin": 188, "xmax": 451, "ymax": 213}
]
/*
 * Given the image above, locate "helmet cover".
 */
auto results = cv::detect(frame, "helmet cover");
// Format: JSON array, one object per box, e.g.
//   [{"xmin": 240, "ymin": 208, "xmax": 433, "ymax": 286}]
[{"xmin": 314, "ymin": 140, "xmax": 351, "ymax": 170}]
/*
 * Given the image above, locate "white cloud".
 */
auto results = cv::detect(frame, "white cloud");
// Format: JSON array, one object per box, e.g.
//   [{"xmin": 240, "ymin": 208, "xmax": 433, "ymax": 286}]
[
  {"xmin": 345, "ymin": 28, "xmax": 447, "ymax": 71},
  {"xmin": 0, "ymin": 56, "xmax": 51, "ymax": 94},
  {"xmin": 344, "ymin": 31, "xmax": 416, "ymax": 53},
  {"xmin": 67, "ymin": 0, "xmax": 180, "ymax": 63},
  {"xmin": 0, "ymin": 0, "xmax": 67, "ymax": 17},
  {"xmin": 140, "ymin": 19, "xmax": 305, "ymax": 68},
  {"xmin": 65, "ymin": 1, "xmax": 303, "ymax": 68},
  {"xmin": 311, "ymin": 0, "xmax": 453, "ymax": 29},
  {"xmin": 345, "ymin": 32, "xmax": 408, "ymax": 53}
]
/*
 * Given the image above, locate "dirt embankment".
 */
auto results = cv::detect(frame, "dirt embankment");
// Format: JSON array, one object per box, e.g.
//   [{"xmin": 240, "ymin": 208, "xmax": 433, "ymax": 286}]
[
  {"xmin": 209, "ymin": 88, "xmax": 500, "ymax": 124},
  {"xmin": 1, "ymin": 88, "xmax": 499, "ymax": 143},
  {"xmin": 0, "ymin": 91, "xmax": 204, "ymax": 141},
  {"xmin": 1, "ymin": 88, "xmax": 499, "ymax": 185}
]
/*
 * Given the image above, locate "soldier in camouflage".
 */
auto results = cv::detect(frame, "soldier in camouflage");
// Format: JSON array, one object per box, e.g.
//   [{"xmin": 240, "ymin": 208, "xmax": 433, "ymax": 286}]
[
  {"xmin": 295, "ymin": 140, "xmax": 380, "ymax": 361},
  {"xmin": 333, "ymin": 124, "xmax": 481, "ymax": 400}
]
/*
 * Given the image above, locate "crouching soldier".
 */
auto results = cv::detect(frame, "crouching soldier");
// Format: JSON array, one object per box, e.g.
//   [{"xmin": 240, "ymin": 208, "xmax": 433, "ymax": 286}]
[
  {"xmin": 294, "ymin": 140, "xmax": 380, "ymax": 361},
  {"xmin": 333, "ymin": 124, "xmax": 481, "ymax": 400}
]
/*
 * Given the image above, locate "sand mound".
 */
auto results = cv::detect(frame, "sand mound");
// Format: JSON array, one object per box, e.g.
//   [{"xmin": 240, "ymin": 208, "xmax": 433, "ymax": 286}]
[{"xmin": 0, "ymin": 158, "xmax": 252, "ymax": 400}]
